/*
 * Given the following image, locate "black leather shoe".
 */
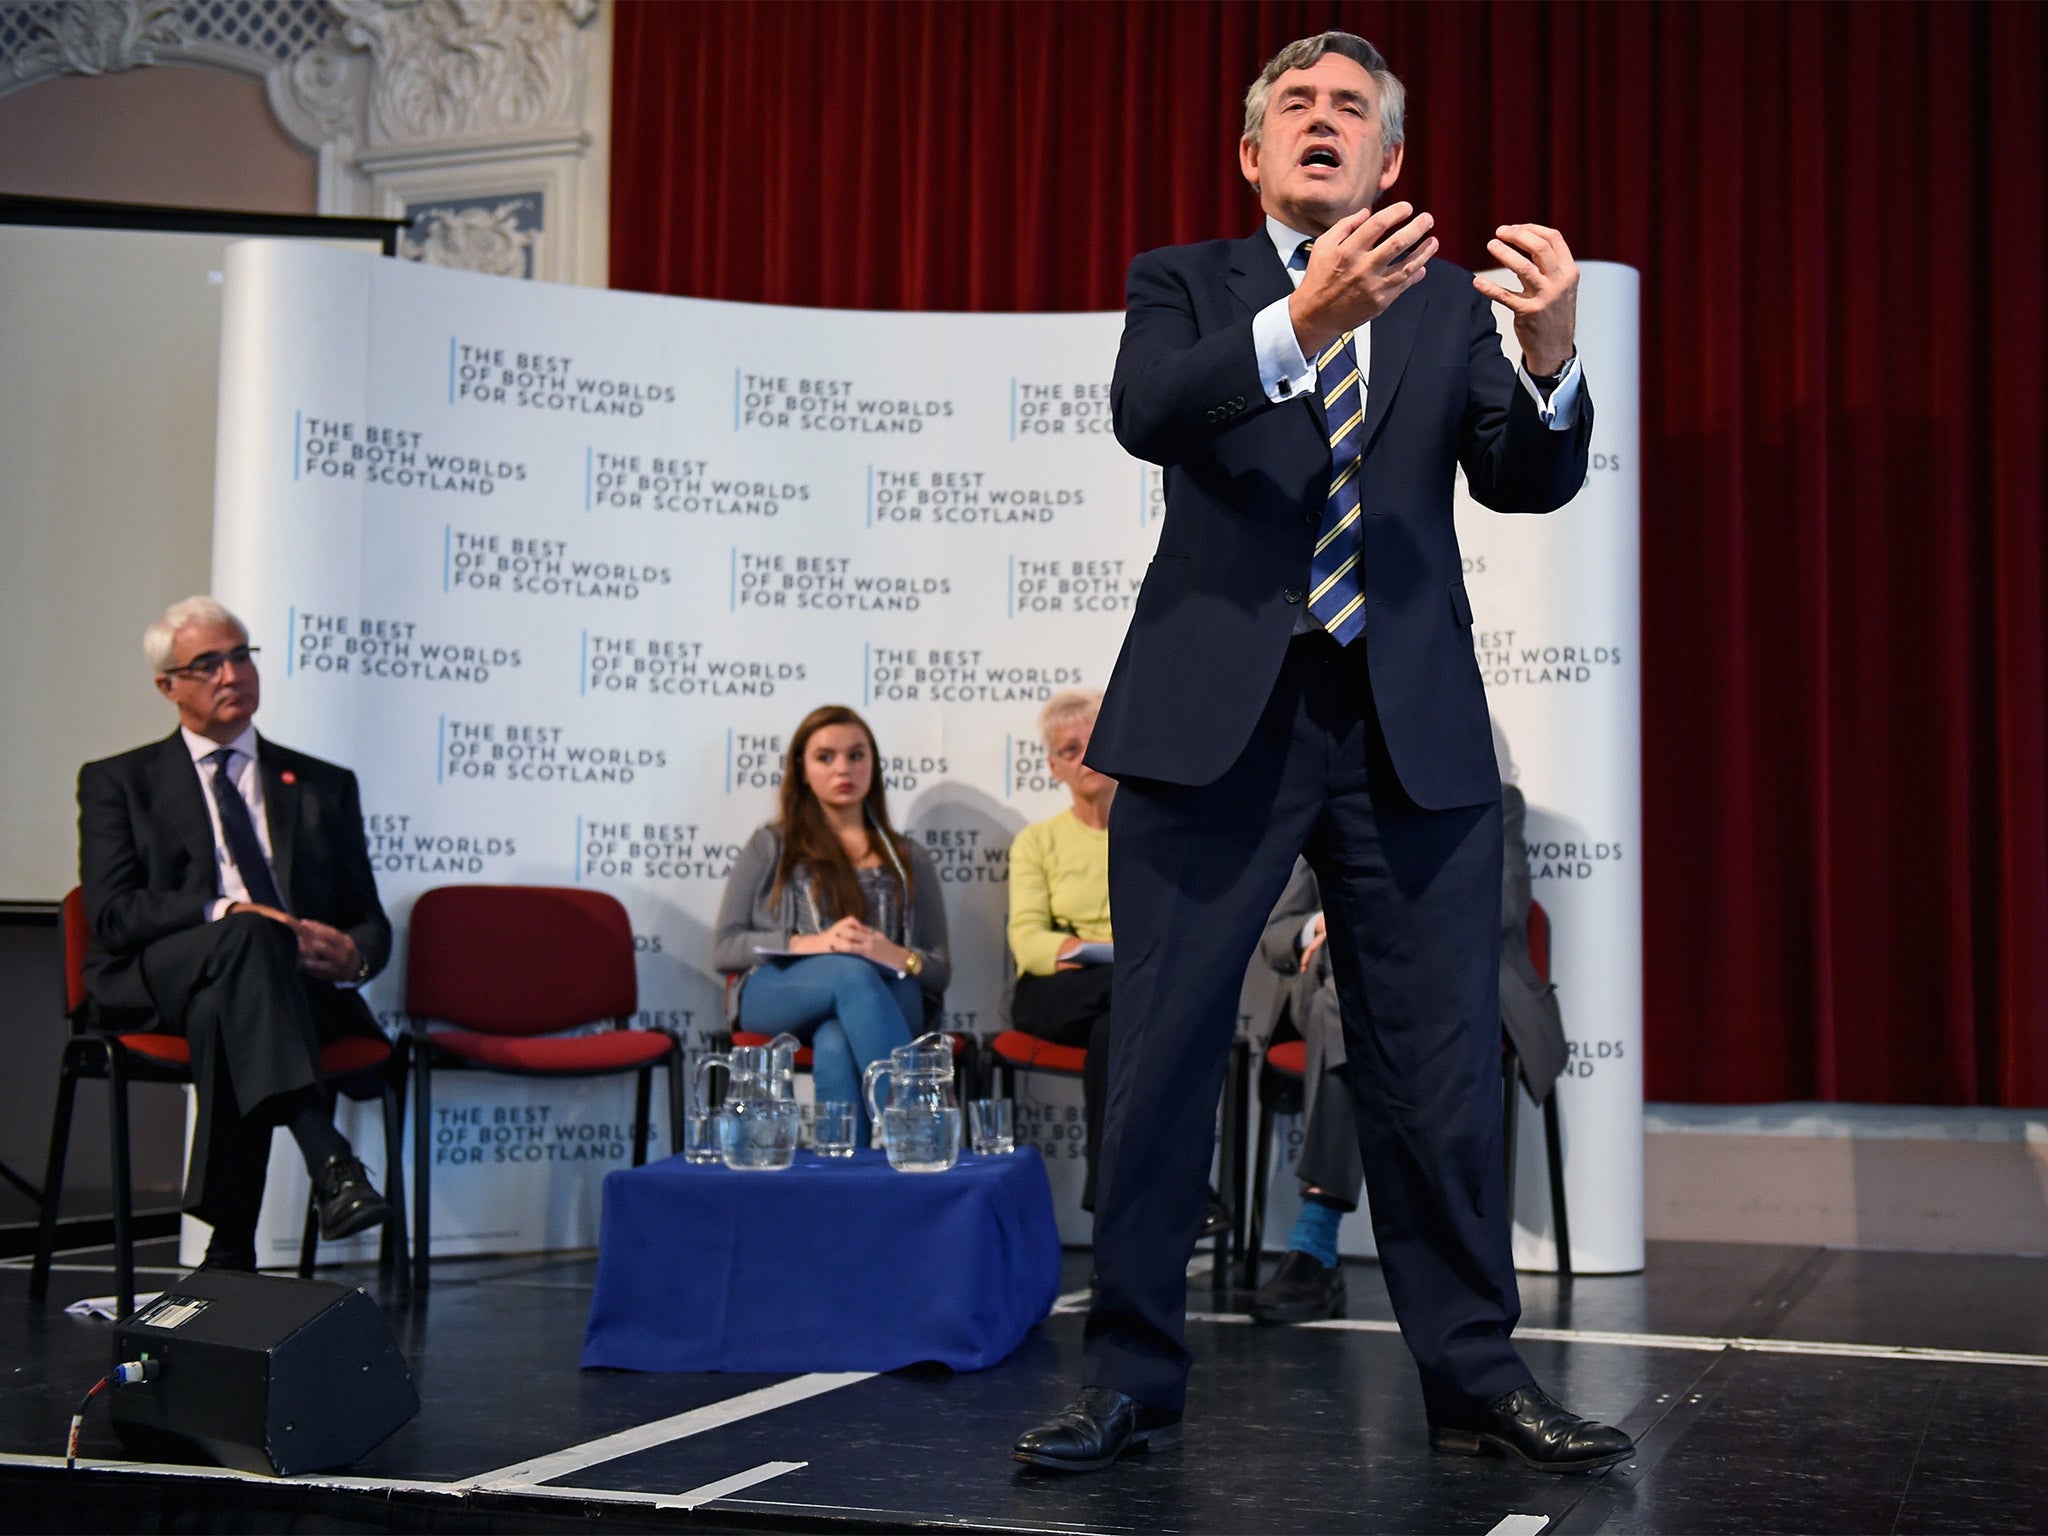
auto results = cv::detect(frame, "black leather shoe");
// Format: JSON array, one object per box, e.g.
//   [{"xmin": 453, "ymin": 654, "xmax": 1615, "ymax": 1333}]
[
  {"xmin": 1247, "ymin": 1248, "xmax": 1346, "ymax": 1323},
  {"xmin": 1430, "ymin": 1384, "xmax": 1634, "ymax": 1473},
  {"xmin": 1013, "ymin": 1386, "xmax": 1183, "ymax": 1472},
  {"xmin": 196, "ymin": 1238, "xmax": 256, "ymax": 1272},
  {"xmin": 312, "ymin": 1154, "xmax": 395, "ymax": 1242}
]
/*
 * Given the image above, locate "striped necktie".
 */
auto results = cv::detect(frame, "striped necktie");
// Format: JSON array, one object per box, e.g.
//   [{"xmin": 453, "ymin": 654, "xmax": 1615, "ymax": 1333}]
[{"xmin": 1309, "ymin": 326, "xmax": 1368, "ymax": 645}]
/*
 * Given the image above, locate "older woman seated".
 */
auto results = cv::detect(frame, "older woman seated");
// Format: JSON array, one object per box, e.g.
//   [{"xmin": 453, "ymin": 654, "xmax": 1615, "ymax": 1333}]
[
  {"xmin": 714, "ymin": 704, "xmax": 949, "ymax": 1142},
  {"xmin": 1006, "ymin": 690, "xmax": 1115, "ymax": 1205}
]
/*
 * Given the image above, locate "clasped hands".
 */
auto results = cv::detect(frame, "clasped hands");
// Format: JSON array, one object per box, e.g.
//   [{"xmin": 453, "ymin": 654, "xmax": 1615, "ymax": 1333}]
[
  {"xmin": 1287, "ymin": 202, "xmax": 1579, "ymax": 378},
  {"xmin": 788, "ymin": 914, "xmax": 913, "ymax": 970},
  {"xmin": 228, "ymin": 901, "xmax": 362, "ymax": 981}
]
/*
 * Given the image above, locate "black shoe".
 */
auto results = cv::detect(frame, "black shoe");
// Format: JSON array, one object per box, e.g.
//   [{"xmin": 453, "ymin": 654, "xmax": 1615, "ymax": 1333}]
[
  {"xmin": 1430, "ymin": 1384, "xmax": 1634, "ymax": 1473},
  {"xmin": 196, "ymin": 1237, "xmax": 256, "ymax": 1273},
  {"xmin": 312, "ymin": 1154, "xmax": 395, "ymax": 1242},
  {"xmin": 1013, "ymin": 1387, "xmax": 1183, "ymax": 1473},
  {"xmin": 1199, "ymin": 1191, "xmax": 1233, "ymax": 1239},
  {"xmin": 1247, "ymin": 1248, "xmax": 1346, "ymax": 1323}
]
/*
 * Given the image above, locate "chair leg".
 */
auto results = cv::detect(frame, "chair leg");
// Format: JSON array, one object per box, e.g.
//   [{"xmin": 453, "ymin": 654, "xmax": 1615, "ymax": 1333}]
[
  {"xmin": 665, "ymin": 1049, "xmax": 685, "ymax": 1157},
  {"xmin": 108, "ymin": 1054, "xmax": 135, "ymax": 1319},
  {"xmin": 1243, "ymin": 1093, "xmax": 1275, "ymax": 1291},
  {"xmin": 380, "ymin": 1074, "xmax": 412, "ymax": 1291},
  {"xmin": 1543, "ymin": 1092, "xmax": 1572, "ymax": 1277},
  {"xmin": 297, "ymin": 1194, "xmax": 320, "ymax": 1277},
  {"xmin": 29, "ymin": 1043, "xmax": 86, "ymax": 1302},
  {"xmin": 412, "ymin": 1044, "xmax": 432, "ymax": 1294},
  {"xmin": 631, "ymin": 1068, "xmax": 653, "ymax": 1167},
  {"xmin": 1501, "ymin": 1048, "xmax": 1522, "ymax": 1214}
]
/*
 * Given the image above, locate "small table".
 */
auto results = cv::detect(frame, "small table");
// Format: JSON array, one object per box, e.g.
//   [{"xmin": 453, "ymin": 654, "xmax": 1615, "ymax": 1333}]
[{"xmin": 581, "ymin": 1147, "xmax": 1061, "ymax": 1374}]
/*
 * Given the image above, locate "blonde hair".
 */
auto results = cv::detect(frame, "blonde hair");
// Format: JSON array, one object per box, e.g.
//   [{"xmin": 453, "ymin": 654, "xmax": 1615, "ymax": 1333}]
[{"xmin": 1038, "ymin": 689, "xmax": 1103, "ymax": 747}]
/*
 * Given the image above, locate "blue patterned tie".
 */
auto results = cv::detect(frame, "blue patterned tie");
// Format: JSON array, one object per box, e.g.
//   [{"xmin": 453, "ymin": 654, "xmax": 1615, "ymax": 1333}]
[
  {"xmin": 206, "ymin": 748, "xmax": 286, "ymax": 911},
  {"xmin": 1308, "ymin": 327, "xmax": 1368, "ymax": 645}
]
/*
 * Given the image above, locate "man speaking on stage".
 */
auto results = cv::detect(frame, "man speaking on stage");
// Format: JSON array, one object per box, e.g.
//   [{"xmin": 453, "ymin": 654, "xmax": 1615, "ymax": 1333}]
[{"xmin": 1013, "ymin": 31, "xmax": 1634, "ymax": 1474}]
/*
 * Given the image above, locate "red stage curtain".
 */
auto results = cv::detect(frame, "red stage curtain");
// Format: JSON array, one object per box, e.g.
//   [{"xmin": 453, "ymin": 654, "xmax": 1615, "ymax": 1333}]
[{"xmin": 610, "ymin": 2, "xmax": 2047, "ymax": 1107}]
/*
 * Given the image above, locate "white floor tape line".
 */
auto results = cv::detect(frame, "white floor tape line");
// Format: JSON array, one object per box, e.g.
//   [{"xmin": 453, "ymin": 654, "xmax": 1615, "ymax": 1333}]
[
  {"xmin": 455, "ymin": 1371, "xmax": 874, "ymax": 1489},
  {"xmin": 1182, "ymin": 1310, "xmax": 2048, "ymax": 1369},
  {"xmin": 1485, "ymin": 1515, "xmax": 1549, "ymax": 1536}
]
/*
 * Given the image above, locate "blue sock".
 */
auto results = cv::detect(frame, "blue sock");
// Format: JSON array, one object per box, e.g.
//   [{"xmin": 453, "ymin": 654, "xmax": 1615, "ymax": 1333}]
[{"xmin": 1287, "ymin": 1198, "xmax": 1343, "ymax": 1269}]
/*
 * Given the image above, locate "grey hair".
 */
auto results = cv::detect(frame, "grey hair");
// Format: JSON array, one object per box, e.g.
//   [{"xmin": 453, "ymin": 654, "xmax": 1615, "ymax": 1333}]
[
  {"xmin": 1038, "ymin": 688, "xmax": 1103, "ymax": 747},
  {"xmin": 1243, "ymin": 32, "xmax": 1405, "ymax": 155},
  {"xmin": 143, "ymin": 595, "xmax": 247, "ymax": 673}
]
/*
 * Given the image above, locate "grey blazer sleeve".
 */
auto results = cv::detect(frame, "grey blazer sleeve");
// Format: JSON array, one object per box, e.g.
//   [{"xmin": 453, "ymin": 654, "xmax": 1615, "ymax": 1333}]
[
  {"xmin": 711, "ymin": 824, "xmax": 786, "ymax": 975},
  {"xmin": 1260, "ymin": 859, "xmax": 1322, "ymax": 974},
  {"xmin": 904, "ymin": 840, "xmax": 950, "ymax": 1002}
]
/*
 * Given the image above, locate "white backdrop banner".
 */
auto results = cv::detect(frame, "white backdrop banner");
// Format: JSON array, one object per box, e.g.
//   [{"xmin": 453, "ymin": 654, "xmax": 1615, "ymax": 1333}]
[{"xmin": 205, "ymin": 241, "xmax": 1640, "ymax": 1273}]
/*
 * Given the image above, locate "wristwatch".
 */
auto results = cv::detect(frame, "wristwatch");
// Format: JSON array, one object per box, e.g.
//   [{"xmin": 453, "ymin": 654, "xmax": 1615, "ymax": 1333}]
[{"xmin": 901, "ymin": 950, "xmax": 925, "ymax": 978}]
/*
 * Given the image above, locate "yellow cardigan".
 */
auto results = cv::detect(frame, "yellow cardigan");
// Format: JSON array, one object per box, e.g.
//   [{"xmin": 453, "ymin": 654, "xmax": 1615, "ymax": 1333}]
[{"xmin": 1006, "ymin": 808, "xmax": 1112, "ymax": 976}]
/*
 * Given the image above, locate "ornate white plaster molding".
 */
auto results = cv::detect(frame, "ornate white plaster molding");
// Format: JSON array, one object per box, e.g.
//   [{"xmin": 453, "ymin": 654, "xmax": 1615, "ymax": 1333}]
[
  {"xmin": 0, "ymin": 0, "xmax": 611, "ymax": 286},
  {"xmin": 333, "ymin": 0, "xmax": 593, "ymax": 149},
  {"xmin": 398, "ymin": 199, "xmax": 539, "ymax": 277}
]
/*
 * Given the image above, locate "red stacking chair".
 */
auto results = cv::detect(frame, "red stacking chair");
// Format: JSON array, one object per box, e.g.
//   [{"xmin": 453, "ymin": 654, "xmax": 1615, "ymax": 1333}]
[
  {"xmin": 30, "ymin": 889, "xmax": 408, "ymax": 1319},
  {"xmin": 1503, "ymin": 900, "xmax": 1571, "ymax": 1276},
  {"xmin": 404, "ymin": 884, "xmax": 683, "ymax": 1291}
]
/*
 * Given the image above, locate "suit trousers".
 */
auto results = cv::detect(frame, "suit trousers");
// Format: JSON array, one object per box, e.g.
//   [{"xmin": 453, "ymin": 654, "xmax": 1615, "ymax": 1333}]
[
  {"xmin": 1085, "ymin": 630, "xmax": 1531, "ymax": 1423},
  {"xmin": 128, "ymin": 913, "xmax": 349, "ymax": 1233}
]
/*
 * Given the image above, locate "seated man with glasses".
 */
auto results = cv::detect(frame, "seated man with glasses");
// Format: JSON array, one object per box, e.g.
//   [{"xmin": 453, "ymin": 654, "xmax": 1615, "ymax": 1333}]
[{"xmin": 76, "ymin": 595, "xmax": 397, "ymax": 1270}]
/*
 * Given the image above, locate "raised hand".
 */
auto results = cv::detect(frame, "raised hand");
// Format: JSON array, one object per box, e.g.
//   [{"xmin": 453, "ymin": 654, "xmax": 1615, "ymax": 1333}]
[
  {"xmin": 1288, "ymin": 201, "xmax": 1439, "ymax": 357},
  {"xmin": 1472, "ymin": 223, "xmax": 1579, "ymax": 378}
]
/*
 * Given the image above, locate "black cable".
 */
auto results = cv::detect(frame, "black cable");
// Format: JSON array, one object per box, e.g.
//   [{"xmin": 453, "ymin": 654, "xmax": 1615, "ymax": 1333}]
[{"xmin": 65, "ymin": 1360, "xmax": 158, "ymax": 1469}]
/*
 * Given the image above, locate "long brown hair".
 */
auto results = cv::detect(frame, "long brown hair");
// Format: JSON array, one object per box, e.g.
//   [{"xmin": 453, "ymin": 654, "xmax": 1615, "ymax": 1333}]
[{"xmin": 773, "ymin": 704, "xmax": 912, "ymax": 922}]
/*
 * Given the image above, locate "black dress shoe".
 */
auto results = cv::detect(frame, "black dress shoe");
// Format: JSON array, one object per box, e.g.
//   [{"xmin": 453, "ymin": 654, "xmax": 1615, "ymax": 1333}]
[
  {"xmin": 311, "ymin": 1154, "xmax": 395, "ymax": 1242},
  {"xmin": 1247, "ymin": 1248, "xmax": 1346, "ymax": 1323},
  {"xmin": 196, "ymin": 1239, "xmax": 256, "ymax": 1273},
  {"xmin": 1430, "ymin": 1384, "xmax": 1634, "ymax": 1473},
  {"xmin": 1013, "ymin": 1386, "xmax": 1183, "ymax": 1472}
]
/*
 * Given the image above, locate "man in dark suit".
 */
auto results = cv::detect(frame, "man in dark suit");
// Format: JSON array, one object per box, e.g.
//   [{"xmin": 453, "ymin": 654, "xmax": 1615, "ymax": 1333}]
[
  {"xmin": 79, "ymin": 596, "xmax": 395, "ymax": 1270},
  {"xmin": 1014, "ymin": 32, "xmax": 1631, "ymax": 1473}
]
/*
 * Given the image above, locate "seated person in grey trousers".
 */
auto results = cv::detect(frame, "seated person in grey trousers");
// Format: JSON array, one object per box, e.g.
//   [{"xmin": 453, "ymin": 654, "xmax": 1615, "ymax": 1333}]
[
  {"xmin": 1248, "ymin": 778, "xmax": 1568, "ymax": 1323},
  {"xmin": 77, "ymin": 596, "xmax": 396, "ymax": 1271}
]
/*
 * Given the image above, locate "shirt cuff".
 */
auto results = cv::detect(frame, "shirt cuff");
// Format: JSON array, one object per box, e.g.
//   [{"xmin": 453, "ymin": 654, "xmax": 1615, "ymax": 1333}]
[
  {"xmin": 1298, "ymin": 912, "xmax": 1323, "ymax": 953},
  {"xmin": 1254, "ymin": 296, "xmax": 1316, "ymax": 404},
  {"xmin": 208, "ymin": 897, "xmax": 233, "ymax": 922},
  {"xmin": 1517, "ymin": 354, "xmax": 1583, "ymax": 429}
]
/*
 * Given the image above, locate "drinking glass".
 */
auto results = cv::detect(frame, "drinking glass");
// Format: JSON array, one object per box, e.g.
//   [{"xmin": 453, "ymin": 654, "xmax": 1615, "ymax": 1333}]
[
  {"xmin": 813, "ymin": 1101, "xmax": 858, "ymax": 1159},
  {"xmin": 969, "ymin": 1097, "xmax": 1015, "ymax": 1155},
  {"xmin": 683, "ymin": 1109, "xmax": 722, "ymax": 1164}
]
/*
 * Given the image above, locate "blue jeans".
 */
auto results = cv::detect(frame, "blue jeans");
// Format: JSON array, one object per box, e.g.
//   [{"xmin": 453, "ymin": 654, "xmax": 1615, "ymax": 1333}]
[{"xmin": 737, "ymin": 956, "xmax": 921, "ymax": 1139}]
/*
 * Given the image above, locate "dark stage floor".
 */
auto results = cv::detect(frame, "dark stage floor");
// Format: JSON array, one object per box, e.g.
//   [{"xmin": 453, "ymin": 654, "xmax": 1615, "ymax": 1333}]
[{"xmin": 5, "ymin": 1236, "xmax": 2047, "ymax": 1534}]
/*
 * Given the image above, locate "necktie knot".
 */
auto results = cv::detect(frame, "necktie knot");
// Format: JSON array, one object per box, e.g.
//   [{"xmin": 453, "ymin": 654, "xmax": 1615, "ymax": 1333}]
[{"xmin": 207, "ymin": 747, "xmax": 236, "ymax": 773}]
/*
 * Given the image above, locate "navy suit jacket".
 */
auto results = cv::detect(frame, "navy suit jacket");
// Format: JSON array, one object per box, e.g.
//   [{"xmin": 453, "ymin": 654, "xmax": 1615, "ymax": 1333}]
[
  {"xmin": 77, "ymin": 731, "xmax": 391, "ymax": 1021},
  {"xmin": 1089, "ymin": 230, "xmax": 1594, "ymax": 808}
]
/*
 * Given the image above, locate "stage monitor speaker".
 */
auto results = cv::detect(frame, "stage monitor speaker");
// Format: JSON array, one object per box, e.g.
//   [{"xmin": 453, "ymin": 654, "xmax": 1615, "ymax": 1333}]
[{"xmin": 110, "ymin": 1268, "xmax": 418, "ymax": 1476}]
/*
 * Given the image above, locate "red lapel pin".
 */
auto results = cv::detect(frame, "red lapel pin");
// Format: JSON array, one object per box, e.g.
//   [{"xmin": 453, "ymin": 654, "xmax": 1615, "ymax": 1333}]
[{"xmin": 280, "ymin": 770, "xmax": 297, "ymax": 785}]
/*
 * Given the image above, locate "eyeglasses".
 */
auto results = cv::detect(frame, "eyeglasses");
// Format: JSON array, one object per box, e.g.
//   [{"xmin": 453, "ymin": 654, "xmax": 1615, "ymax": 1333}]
[{"xmin": 161, "ymin": 645, "xmax": 260, "ymax": 681}]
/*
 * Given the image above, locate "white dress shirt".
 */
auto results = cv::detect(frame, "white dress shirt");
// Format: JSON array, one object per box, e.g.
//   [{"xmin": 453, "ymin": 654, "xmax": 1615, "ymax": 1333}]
[
  {"xmin": 181, "ymin": 725, "xmax": 282, "ymax": 921},
  {"xmin": 1248, "ymin": 215, "xmax": 1583, "ymax": 422}
]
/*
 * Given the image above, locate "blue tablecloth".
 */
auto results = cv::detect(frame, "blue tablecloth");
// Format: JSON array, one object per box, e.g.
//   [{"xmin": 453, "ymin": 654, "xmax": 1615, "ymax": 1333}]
[{"xmin": 581, "ymin": 1147, "xmax": 1061, "ymax": 1374}]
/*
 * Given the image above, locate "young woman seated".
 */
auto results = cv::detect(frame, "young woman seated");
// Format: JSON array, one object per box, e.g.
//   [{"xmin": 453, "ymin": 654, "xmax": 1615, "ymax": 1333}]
[{"xmin": 713, "ymin": 705, "xmax": 949, "ymax": 1140}]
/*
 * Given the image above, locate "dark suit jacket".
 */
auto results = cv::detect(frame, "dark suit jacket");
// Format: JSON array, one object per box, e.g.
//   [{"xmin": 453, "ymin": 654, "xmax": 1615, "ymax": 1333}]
[
  {"xmin": 1090, "ymin": 231, "xmax": 1594, "ymax": 807},
  {"xmin": 77, "ymin": 731, "xmax": 391, "ymax": 1023}
]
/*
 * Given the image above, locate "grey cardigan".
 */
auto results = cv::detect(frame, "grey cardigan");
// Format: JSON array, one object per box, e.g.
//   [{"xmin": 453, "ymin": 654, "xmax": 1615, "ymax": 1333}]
[{"xmin": 712, "ymin": 823, "xmax": 951, "ymax": 1006}]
